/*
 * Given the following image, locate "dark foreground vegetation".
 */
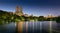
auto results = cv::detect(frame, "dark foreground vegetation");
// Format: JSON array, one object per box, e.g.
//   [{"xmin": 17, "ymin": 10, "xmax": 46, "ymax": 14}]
[{"xmin": 0, "ymin": 10, "xmax": 60, "ymax": 24}]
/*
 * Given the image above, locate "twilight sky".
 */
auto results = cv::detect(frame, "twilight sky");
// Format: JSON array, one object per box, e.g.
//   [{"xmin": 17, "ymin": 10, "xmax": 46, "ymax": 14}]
[{"xmin": 0, "ymin": 0, "xmax": 60, "ymax": 16}]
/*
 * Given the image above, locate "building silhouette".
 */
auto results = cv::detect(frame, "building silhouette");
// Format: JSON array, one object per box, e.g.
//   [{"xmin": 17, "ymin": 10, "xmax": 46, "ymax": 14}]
[
  {"xmin": 15, "ymin": 5, "xmax": 33, "ymax": 17},
  {"xmin": 15, "ymin": 5, "xmax": 23, "ymax": 16},
  {"xmin": 15, "ymin": 5, "xmax": 19, "ymax": 14},
  {"xmin": 19, "ymin": 6, "xmax": 23, "ymax": 16},
  {"xmin": 47, "ymin": 14, "xmax": 53, "ymax": 18}
]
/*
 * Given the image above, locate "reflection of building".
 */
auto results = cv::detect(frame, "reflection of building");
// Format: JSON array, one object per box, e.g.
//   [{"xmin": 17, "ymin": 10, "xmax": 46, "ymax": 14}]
[{"xmin": 15, "ymin": 5, "xmax": 23, "ymax": 16}]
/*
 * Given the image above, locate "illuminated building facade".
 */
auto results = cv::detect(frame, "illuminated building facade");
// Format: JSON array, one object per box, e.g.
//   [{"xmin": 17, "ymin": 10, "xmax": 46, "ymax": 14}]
[{"xmin": 15, "ymin": 5, "xmax": 23, "ymax": 16}]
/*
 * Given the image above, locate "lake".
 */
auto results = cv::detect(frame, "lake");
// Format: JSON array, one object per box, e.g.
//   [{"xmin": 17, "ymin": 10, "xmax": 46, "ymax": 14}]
[{"xmin": 0, "ymin": 21, "xmax": 60, "ymax": 33}]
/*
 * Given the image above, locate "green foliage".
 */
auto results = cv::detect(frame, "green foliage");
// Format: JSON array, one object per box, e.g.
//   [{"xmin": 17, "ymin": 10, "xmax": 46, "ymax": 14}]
[
  {"xmin": 0, "ymin": 10, "xmax": 60, "ymax": 24},
  {"xmin": 56, "ymin": 16, "xmax": 60, "ymax": 23}
]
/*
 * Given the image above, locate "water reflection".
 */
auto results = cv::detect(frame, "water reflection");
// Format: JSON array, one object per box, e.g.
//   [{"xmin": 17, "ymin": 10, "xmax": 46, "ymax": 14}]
[
  {"xmin": 18, "ymin": 21, "xmax": 60, "ymax": 33},
  {"xmin": 18, "ymin": 21, "xmax": 23, "ymax": 33},
  {"xmin": 26, "ymin": 21, "xmax": 28, "ymax": 33},
  {"xmin": 50, "ymin": 21, "xmax": 52, "ymax": 33},
  {"xmin": 0, "ymin": 22, "xmax": 16, "ymax": 33},
  {"xmin": 0, "ymin": 21, "xmax": 60, "ymax": 33}
]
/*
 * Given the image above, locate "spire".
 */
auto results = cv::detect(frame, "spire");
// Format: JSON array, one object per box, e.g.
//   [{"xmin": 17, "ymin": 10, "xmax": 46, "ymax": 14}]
[
  {"xmin": 48, "ymin": 14, "xmax": 53, "ymax": 18},
  {"xmin": 15, "ymin": 5, "xmax": 19, "ymax": 14},
  {"xmin": 19, "ymin": 5, "xmax": 23, "ymax": 15},
  {"xmin": 15, "ymin": 5, "xmax": 23, "ymax": 16}
]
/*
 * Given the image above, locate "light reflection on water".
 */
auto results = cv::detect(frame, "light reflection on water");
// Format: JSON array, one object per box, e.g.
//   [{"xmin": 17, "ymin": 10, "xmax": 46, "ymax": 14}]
[
  {"xmin": 0, "ymin": 22, "xmax": 16, "ymax": 33},
  {"xmin": 18, "ymin": 21, "xmax": 60, "ymax": 33},
  {"xmin": 0, "ymin": 21, "xmax": 60, "ymax": 33}
]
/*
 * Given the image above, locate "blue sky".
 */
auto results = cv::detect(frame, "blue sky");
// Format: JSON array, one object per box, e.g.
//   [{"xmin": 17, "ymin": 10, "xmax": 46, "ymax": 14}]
[{"xmin": 0, "ymin": 0, "xmax": 60, "ymax": 16}]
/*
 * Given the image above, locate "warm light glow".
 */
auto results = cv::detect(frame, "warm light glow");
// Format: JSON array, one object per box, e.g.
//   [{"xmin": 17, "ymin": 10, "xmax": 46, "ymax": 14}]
[{"xmin": 18, "ymin": 21, "xmax": 23, "ymax": 33}]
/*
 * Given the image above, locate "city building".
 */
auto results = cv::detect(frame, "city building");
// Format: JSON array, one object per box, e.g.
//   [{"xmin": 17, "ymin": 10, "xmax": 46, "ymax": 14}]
[
  {"xmin": 47, "ymin": 14, "xmax": 53, "ymax": 18},
  {"xmin": 15, "ymin": 5, "xmax": 33, "ymax": 17},
  {"xmin": 15, "ymin": 5, "xmax": 23, "ymax": 16}
]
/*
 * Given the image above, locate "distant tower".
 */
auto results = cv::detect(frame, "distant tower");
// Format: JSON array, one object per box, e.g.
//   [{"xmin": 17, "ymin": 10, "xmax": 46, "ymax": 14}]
[
  {"xmin": 19, "ymin": 6, "xmax": 23, "ymax": 16},
  {"xmin": 15, "ymin": 5, "xmax": 19, "ymax": 14},
  {"xmin": 15, "ymin": 5, "xmax": 23, "ymax": 16},
  {"xmin": 48, "ymin": 14, "xmax": 53, "ymax": 18}
]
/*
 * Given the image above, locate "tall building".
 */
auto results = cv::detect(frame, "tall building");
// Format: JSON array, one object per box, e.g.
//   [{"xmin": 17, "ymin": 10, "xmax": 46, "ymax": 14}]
[
  {"xmin": 47, "ymin": 14, "xmax": 53, "ymax": 18},
  {"xmin": 19, "ymin": 6, "xmax": 23, "ymax": 16},
  {"xmin": 15, "ymin": 5, "xmax": 19, "ymax": 14},
  {"xmin": 15, "ymin": 5, "xmax": 23, "ymax": 16}
]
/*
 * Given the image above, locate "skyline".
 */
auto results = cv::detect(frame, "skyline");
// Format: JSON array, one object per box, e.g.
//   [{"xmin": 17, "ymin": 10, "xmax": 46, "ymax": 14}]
[{"xmin": 0, "ymin": 0, "xmax": 60, "ymax": 16}]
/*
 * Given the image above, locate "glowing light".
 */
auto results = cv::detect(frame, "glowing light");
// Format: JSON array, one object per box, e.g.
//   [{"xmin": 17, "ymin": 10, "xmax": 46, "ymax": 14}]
[
  {"xmin": 26, "ymin": 21, "xmax": 28, "ymax": 33},
  {"xmin": 50, "ymin": 21, "xmax": 52, "ymax": 33},
  {"xmin": 18, "ymin": 21, "xmax": 23, "ymax": 33},
  {"xmin": 33, "ymin": 22, "xmax": 34, "ymax": 33}
]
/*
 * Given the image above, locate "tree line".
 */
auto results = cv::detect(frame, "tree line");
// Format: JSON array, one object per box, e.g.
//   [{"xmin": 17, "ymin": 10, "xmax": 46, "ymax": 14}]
[{"xmin": 0, "ymin": 10, "xmax": 60, "ymax": 25}]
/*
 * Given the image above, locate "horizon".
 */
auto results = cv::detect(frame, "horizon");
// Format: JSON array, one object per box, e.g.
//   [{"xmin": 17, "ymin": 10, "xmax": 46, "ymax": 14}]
[
  {"xmin": 0, "ymin": 0, "xmax": 60, "ymax": 17},
  {"xmin": 0, "ymin": 9, "xmax": 59, "ymax": 17}
]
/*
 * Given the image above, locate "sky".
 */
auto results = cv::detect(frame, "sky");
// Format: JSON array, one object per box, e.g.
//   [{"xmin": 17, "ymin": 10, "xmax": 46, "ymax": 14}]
[{"xmin": 0, "ymin": 0, "xmax": 60, "ymax": 16}]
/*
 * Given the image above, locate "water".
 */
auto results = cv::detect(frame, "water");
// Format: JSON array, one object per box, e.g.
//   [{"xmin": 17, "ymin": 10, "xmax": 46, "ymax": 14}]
[
  {"xmin": 0, "ymin": 22, "xmax": 17, "ymax": 33},
  {"xmin": 0, "ymin": 21, "xmax": 60, "ymax": 33}
]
